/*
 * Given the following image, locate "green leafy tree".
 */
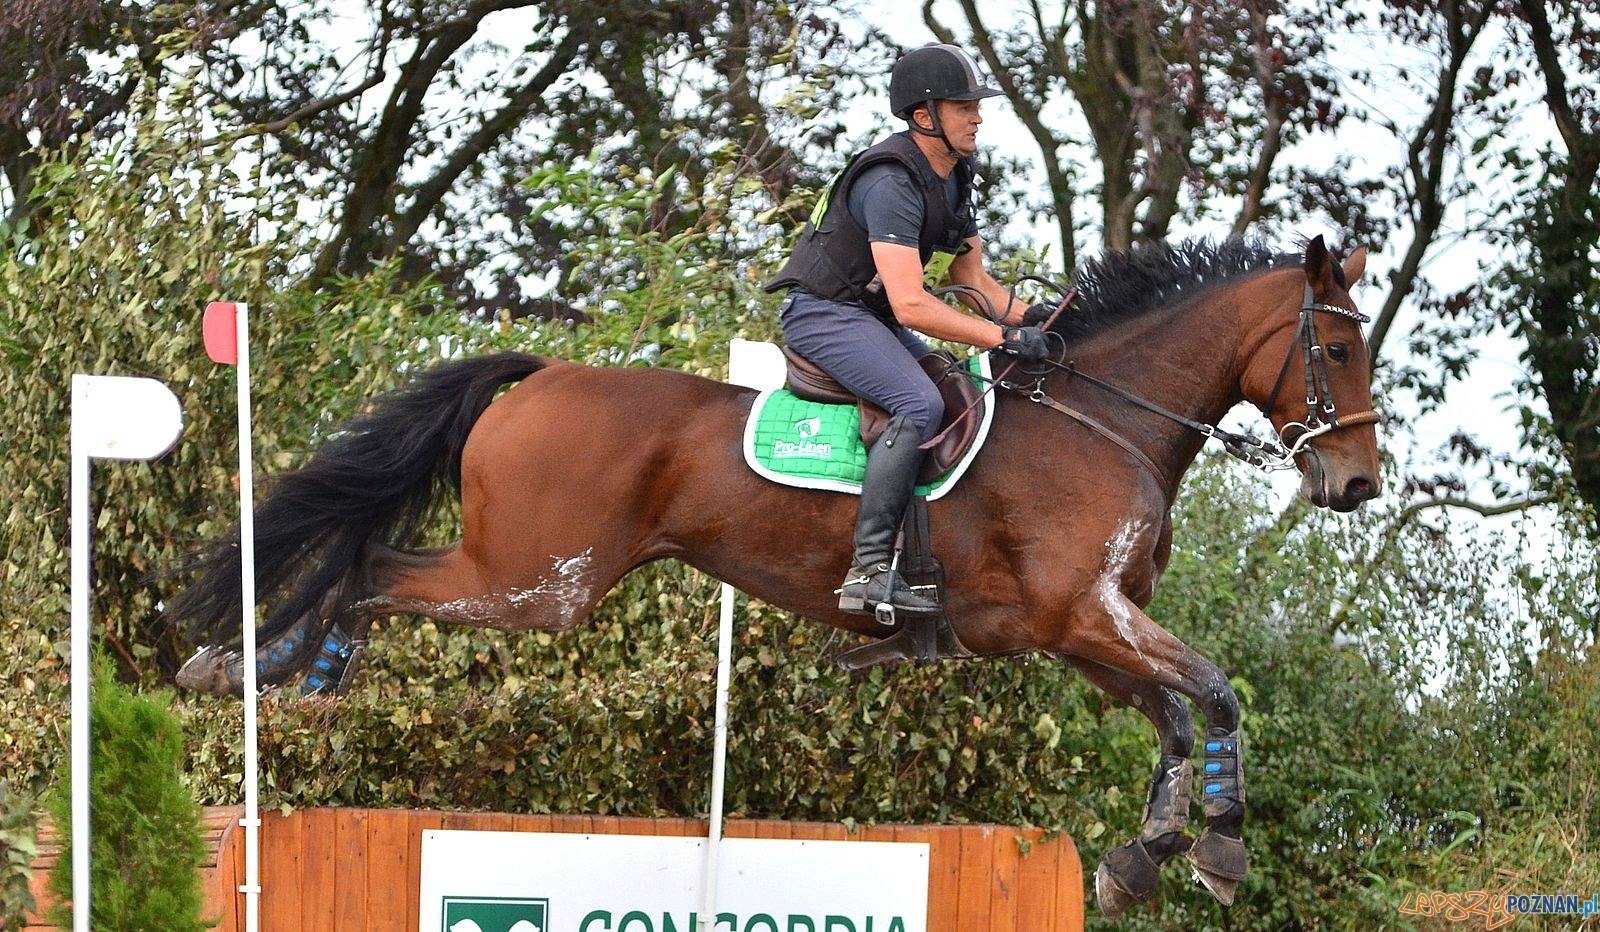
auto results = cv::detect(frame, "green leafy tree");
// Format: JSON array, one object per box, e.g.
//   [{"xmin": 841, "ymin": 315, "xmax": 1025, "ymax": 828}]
[
  {"xmin": 0, "ymin": 61, "xmax": 469, "ymax": 786},
  {"xmin": 1481, "ymin": 0, "xmax": 1600, "ymax": 530},
  {"xmin": 44, "ymin": 662, "xmax": 211, "ymax": 931},
  {"xmin": 923, "ymin": 0, "xmax": 1381, "ymax": 267},
  {"xmin": 0, "ymin": 0, "xmax": 862, "ymax": 321}
]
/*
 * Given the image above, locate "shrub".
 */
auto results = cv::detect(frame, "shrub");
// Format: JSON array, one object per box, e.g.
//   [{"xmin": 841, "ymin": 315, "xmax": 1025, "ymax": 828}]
[
  {"xmin": 0, "ymin": 779, "xmax": 38, "ymax": 930},
  {"xmin": 44, "ymin": 662, "xmax": 212, "ymax": 932}
]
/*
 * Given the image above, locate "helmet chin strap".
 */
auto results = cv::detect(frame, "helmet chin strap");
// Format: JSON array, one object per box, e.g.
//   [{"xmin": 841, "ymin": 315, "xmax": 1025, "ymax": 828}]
[{"xmin": 909, "ymin": 101, "xmax": 961, "ymax": 158}]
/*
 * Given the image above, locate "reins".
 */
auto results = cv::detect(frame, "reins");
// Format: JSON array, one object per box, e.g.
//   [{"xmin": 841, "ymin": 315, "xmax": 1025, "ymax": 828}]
[{"xmin": 927, "ymin": 277, "xmax": 1380, "ymax": 487}]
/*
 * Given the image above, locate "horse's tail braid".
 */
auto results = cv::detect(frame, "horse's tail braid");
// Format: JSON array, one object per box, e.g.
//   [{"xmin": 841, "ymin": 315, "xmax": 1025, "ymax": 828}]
[{"xmin": 164, "ymin": 351, "xmax": 547, "ymax": 646}]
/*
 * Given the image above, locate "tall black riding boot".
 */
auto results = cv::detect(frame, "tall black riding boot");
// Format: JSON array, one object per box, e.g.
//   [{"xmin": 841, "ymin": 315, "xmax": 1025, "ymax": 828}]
[{"xmin": 838, "ymin": 414, "xmax": 940, "ymax": 616}]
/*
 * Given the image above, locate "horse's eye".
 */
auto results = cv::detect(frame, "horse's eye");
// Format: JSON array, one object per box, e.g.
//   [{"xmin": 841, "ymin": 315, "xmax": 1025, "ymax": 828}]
[{"xmin": 1326, "ymin": 343, "xmax": 1350, "ymax": 363}]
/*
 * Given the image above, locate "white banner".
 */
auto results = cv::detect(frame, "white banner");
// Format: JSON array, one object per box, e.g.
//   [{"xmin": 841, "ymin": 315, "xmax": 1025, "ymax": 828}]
[{"xmin": 419, "ymin": 831, "xmax": 929, "ymax": 932}]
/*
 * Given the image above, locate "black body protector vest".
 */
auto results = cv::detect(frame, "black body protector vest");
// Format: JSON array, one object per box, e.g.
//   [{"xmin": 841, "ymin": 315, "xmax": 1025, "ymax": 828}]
[{"xmin": 766, "ymin": 132, "xmax": 976, "ymax": 320}]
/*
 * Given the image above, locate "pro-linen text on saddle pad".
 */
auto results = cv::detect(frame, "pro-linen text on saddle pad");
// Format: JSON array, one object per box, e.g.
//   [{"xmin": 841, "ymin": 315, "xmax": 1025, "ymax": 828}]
[{"xmin": 742, "ymin": 354, "xmax": 993, "ymax": 500}]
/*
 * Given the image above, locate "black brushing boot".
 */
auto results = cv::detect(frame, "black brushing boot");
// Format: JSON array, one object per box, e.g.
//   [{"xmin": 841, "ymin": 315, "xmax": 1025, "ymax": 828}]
[{"xmin": 837, "ymin": 414, "xmax": 940, "ymax": 617}]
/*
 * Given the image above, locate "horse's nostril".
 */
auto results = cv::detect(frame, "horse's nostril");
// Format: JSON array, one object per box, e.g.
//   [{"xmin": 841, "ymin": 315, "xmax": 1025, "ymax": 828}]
[{"xmin": 1346, "ymin": 476, "xmax": 1377, "ymax": 501}]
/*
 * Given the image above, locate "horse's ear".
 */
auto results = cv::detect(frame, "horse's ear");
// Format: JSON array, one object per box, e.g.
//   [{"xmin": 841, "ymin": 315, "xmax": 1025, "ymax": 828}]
[
  {"xmin": 1303, "ymin": 234, "xmax": 1336, "ymax": 290},
  {"xmin": 1305, "ymin": 236, "xmax": 1367, "ymax": 290},
  {"xmin": 1342, "ymin": 246, "xmax": 1368, "ymax": 286}
]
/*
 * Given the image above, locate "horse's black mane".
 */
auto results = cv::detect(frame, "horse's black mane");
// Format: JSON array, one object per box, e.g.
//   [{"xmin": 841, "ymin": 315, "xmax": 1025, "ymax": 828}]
[{"xmin": 1050, "ymin": 238, "xmax": 1300, "ymax": 343}]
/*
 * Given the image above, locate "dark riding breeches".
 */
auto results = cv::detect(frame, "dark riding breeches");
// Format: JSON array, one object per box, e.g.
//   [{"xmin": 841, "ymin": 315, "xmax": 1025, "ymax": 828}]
[{"xmin": 778, "ymin": 290, "xmax": 943, "ymax": 443}]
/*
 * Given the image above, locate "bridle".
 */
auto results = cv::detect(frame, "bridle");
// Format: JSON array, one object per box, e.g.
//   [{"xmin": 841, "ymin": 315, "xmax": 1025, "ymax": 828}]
[
  {"xmin": 945, "ymin": 277, "xmax": 1381, "ymax": 490},
  {"xmin": 1256, "ymin": 284, "xmax": 1381, "ymax": 462}
]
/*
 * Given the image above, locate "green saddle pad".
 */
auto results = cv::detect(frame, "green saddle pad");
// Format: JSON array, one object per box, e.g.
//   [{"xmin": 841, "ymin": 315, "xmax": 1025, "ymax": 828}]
[{"xmin": 741, "ymin": 354, "xmax": 993, "ymax": 501}]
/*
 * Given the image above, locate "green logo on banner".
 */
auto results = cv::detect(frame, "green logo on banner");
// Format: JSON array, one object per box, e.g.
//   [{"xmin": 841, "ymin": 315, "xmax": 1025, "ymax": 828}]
[{"xmin": 441, "ymin": 896, "xmax": 549, "ymax": 932}]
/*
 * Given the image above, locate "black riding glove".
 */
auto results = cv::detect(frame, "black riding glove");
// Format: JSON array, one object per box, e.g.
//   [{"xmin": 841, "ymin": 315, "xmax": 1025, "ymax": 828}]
[
  {"xmin": 1021, "ymin": 301, "xmax": 1057, "ymax": 327},
  {"xmin": 999, "ymin": 326, "xmax": 1050, "ymax": 363}
]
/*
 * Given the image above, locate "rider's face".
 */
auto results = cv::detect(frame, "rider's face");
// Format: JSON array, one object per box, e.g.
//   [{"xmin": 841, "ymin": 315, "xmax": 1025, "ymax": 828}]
[{"xmin": 935, "ymin": 100, "xmax": 983, "ymax": 156}]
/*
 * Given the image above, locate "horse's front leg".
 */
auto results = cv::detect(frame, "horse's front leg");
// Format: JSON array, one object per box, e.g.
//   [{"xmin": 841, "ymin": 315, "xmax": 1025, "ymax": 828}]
[
  {"xmin": 1067, "ymin": 658, "xmax": 1197, "ymax": 916},
  {"xmin": 1057, "ymin": 594, "xmax": 1248, "ymax": 913}
]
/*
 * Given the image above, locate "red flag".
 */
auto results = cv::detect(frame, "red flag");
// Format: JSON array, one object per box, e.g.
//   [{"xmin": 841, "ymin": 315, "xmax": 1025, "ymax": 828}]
[{"xmin": 203, "ymin": 302, "xmax": 239, "ymax": 365}]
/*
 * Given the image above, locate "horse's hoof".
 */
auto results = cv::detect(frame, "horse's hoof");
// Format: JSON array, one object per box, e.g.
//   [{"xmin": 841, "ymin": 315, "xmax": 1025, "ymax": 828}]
[
  {"xmin": 1094, "ymin": 839, "xmax": 1161, "ymax": 917},
  {"xmin": 1187, "ymin": 830, "xmax": 1248, "ymax": 906},
  {"xmin": 175, "ymin": 647, "xmax": 242, "ymax": 696}
]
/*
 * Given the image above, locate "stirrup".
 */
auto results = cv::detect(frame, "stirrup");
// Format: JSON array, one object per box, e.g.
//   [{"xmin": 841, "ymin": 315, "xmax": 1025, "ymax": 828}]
[{"xmin": 837, "ymin": 563, "xmax": 939, "ymax": 617}]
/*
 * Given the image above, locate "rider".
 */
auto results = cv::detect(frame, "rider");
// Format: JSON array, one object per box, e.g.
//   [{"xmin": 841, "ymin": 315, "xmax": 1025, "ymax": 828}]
[{"xmin": 766, "ymin": 43, "xmax": 1052, "ymax": 618}]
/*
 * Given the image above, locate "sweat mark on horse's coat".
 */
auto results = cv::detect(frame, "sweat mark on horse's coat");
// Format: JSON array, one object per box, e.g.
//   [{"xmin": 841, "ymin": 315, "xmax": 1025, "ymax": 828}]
[
  {"xmin": 356, "ymin": 549, "xmax": 597, "ymax": 630},
  {"xmin": 1099, "ymin": 520, "xmax": 1156, "ymax": 670}
]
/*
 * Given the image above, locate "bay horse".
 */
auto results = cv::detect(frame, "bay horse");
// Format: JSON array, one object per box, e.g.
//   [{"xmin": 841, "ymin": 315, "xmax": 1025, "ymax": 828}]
[{"xmin": 167, "ymin": 236, "xmax": 1379, "ymax": 915}]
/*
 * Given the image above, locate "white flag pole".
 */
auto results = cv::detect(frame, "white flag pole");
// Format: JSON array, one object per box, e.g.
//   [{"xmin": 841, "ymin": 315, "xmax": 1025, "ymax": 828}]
[
  {"xmin": 68, "ymin": 376, "xmax": 93, "ymax": 932},
  {"xmin": 234, "ymin": 304, "xmax": 262, "ymax": 932},
  {"xmin": 68, "ymin": 374, "xmax": 183, "ymax": 932},
  {"xmin": 697, "ymin": 339, "xmax": 782, "ymax": 931},
  {"xmin": 698, "ymin": 581, "xmax": 736, "ymax": 932}
]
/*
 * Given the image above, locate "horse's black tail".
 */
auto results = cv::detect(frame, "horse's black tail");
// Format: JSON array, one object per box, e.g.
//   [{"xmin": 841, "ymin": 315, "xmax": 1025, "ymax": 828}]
[{"xmin": 164, "ymin": 351, "xmax": 547, "ymax": 647}]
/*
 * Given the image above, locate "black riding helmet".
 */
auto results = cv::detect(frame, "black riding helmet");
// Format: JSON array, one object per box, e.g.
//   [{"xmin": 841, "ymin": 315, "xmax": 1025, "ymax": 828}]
[{"xmin": 888, "ymin": 44, "xmax": 1003, "ymax": 144}]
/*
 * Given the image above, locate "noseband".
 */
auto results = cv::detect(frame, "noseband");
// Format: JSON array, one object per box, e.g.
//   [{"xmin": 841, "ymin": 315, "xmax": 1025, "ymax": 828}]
[{"xmin": 1258, "ymin": 284, "xmax": 1380, "ymax": 461}]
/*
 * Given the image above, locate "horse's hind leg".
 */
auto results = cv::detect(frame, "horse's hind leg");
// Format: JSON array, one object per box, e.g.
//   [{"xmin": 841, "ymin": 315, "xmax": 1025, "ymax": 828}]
[
  {"xmin": 176, "ymin": 544, "xmax": 459, "ymax": 698},
  {"xmin": 1067, "ymin": 658, "xmax": 1197, "ymax": 917},
  {"xmin": 294, "ymin": 543, "xmax": 485, "ymax": 696},
  {"xmin": 353, "ymin": 539, "xmax": 617, "ymax": 633},
  {"xmin": 175, "ymin": 587, "xmax": 345, "ymax": 696},
  {"xmin": 270, "ymin": 538, "xmax": 614, "ymax": 695},
  {"xmin": 180, "ymin": 531, "xmax": 620, "ymax": 697}
]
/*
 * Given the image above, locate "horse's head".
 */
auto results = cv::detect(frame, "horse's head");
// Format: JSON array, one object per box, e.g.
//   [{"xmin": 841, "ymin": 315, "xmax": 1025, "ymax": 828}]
[{"xmin": 1241, "ymin": 236, "xmax": 1381, "ymax": 512}]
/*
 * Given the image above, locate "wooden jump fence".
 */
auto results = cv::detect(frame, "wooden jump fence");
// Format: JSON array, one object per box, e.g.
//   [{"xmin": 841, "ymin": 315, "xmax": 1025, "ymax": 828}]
[{"xmin": 29, "ymin": 807, "xmax": 1083, "ymax": 931}]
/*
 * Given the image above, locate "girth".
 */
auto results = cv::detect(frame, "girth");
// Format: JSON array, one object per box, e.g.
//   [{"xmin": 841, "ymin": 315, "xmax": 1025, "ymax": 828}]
[{"xmin": 780, "ymin": 346, "xmax": 984, "ymax": 484}]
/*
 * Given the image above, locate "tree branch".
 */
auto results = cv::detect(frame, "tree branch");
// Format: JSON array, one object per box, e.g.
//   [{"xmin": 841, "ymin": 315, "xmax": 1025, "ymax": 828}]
[
  {"xmin": 1327, "ymin": 492, "xmax": 1560, "ymax": 638},
  {"xmin": 200, "ymin": 70, "xmax": 386, "ymax": 148},
  {"xmin": 708, "ymin": 5, "xmax": 800, "ymax": 212},
  {"xmin": 310, "ymin": 11, "xmax": 491, "ymax": 281},
  {"xmin": 1520, "ymin": 0, "xmax": 1584, "ymax": 157},
  {"xmin": 390, "ymin": 31, "xmax": 584, "ymax": 249},
  {"xmin": 1231, "ymin": 0, "xmax": 1286, "ymax": 236},
  {"xmin": 1367, "ymin": 0, "xmax": 1493, "ymax": 362},
  {"xmin": 941, "ymin": 0, "xmax": 1079, "ymax": 268}
]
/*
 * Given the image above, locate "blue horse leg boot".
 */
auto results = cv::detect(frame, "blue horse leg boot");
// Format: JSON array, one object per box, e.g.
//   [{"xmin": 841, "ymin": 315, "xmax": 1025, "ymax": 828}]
[
  {"xmin": 1189, "ymin": 728, "xmax": 1249, "ymax": 905},
  {"xmin": 1201, "ymin": 728, "xmax": 1245, "ymax": 819},
  {"xmin": 301, "ymin": 620, "xmax": 368, "ymax": 696}
]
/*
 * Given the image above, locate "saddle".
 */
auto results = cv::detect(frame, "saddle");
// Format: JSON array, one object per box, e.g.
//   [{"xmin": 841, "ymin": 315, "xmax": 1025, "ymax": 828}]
[{"xmin": 780, "ymin": 346, "xmax": 985, "ymax": 484}]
